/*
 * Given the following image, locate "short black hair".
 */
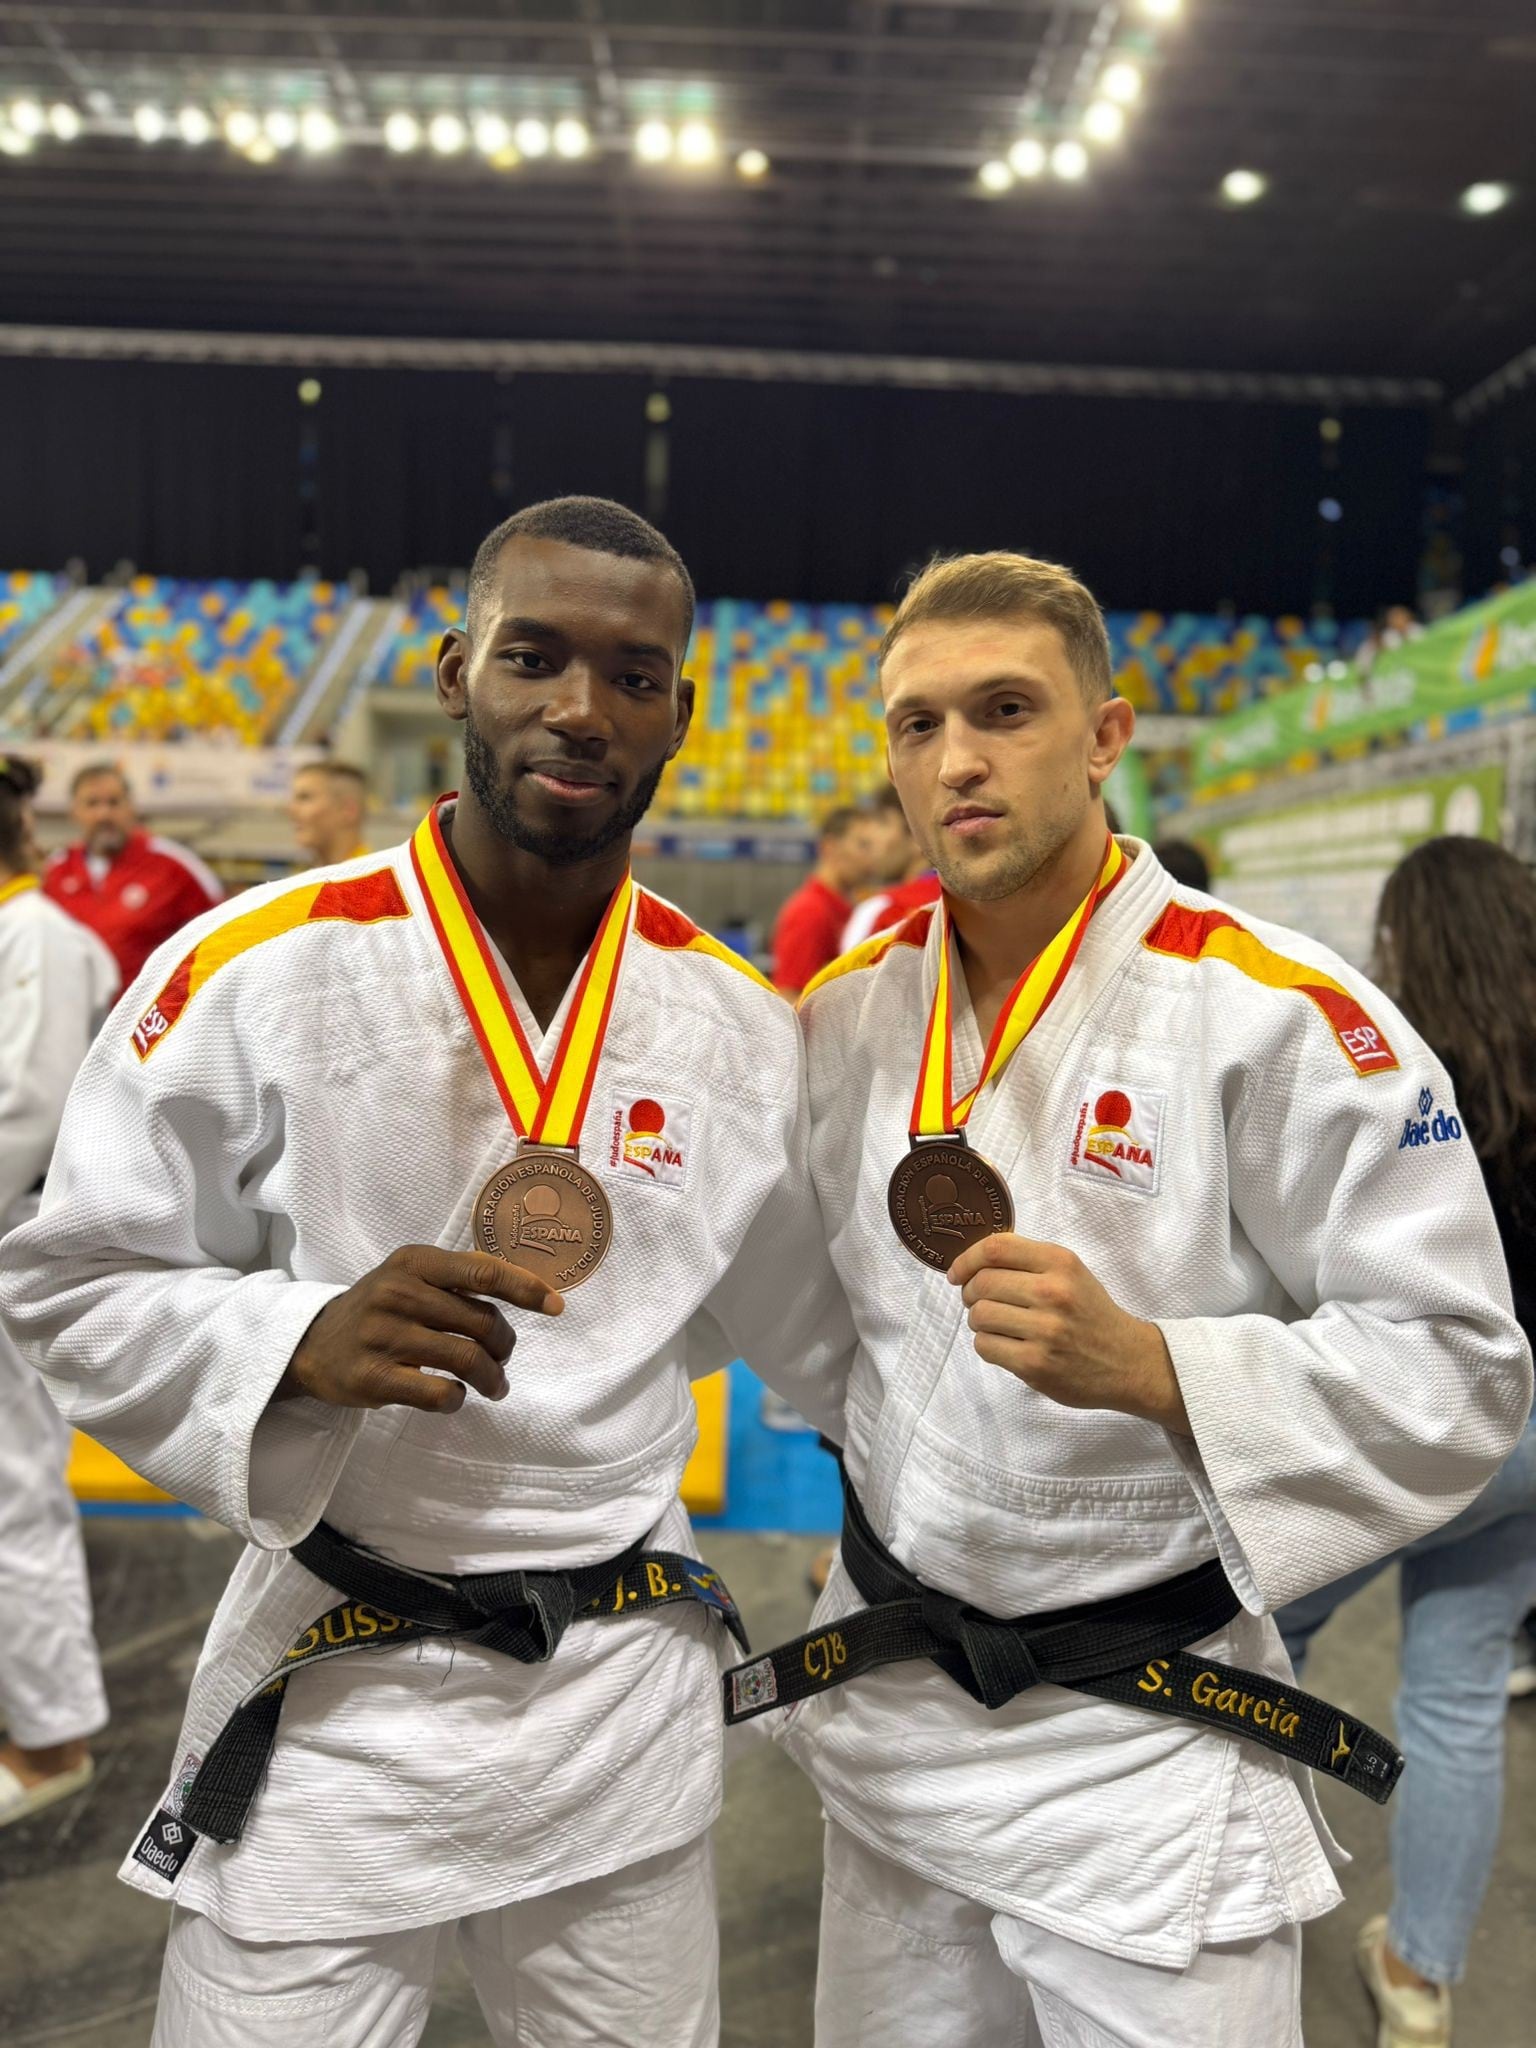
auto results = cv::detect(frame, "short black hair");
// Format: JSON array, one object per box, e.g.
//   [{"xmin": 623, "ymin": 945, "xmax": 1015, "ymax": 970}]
[
  {"xmin": 466, "ymin": 496, "xmax": 696, "ymax": 650},
  {"xmin": 818, "ymin": 805, "xmax": 864, "ymax": 842},
  {"xmin": 1153, "ymin": 838, "xmax": 1212, "ymax": 893},
  {"xmin": 0, "ymin": 753, "xmax": 41, "ymax": 868}
]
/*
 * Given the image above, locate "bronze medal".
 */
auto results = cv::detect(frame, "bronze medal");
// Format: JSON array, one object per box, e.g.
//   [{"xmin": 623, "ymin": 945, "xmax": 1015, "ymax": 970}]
[
  {"xmin": 886, "ymin": 1139, "xmax": 1014, "ymax": 1272},
  {"xmin": 473, "ymin": 1147, "xmax": 613, "ymax": 1290}
]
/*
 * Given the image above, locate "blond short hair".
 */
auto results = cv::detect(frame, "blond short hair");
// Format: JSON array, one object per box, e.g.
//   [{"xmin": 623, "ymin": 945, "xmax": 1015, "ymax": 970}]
[{"xmin": 880, "ymin": 552, "xmax": 1114, "ymax": 703}]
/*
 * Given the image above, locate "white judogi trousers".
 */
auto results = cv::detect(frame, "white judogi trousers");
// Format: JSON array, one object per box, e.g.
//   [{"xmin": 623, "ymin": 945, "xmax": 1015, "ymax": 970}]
[
  {"xmin": 815, "ymin": 1823, "xmax": 1302, "ymax": 2048},
  {"xmin": 0, "ymin": 1317, "xmax": 108, "ymax": 1750},
  {"xmin": 151, "ymin": 1835, "xmax": 719, "ymax": 2047}
]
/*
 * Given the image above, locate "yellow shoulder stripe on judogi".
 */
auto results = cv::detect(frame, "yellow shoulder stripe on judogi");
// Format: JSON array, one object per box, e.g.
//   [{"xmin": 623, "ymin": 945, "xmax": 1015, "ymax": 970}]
[{"xmin": 800, "ymin": 906, "xmax": 936, "ymax": 1006}]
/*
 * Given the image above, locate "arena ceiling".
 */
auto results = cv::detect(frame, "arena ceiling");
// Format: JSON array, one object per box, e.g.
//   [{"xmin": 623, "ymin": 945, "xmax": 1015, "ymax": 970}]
[{"xmin": 0, "ymin": 1, "xmax": 1532, "ymax": 395}]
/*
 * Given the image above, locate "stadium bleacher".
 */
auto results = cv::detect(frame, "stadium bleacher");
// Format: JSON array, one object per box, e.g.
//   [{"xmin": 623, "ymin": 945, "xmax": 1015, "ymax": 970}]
[
  {"xmin": 0, "ymin": 570, "xmax": 67, "ymax": 665},
  {"xmin": 38, "ymin": 575, "xmax": 346, "ymax": 744}
]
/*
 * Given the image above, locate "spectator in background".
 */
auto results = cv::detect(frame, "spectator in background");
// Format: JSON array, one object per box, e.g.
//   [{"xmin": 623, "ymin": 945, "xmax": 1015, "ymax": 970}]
[
  {"xmin": 43, "ymin": 763, "xmax": 221, "ymax": 989},
  {"xmin": 288, "ymin": 760, "xmax": 371, "ymax": 871},
  {"xmin": 839, "ymin": 783, "xmax": 941, "ymax": 951},
  {"xmin": 770, "ymin": 804, "xmax": 875, "ymax": 995},
  {"xmin": 0, "ymin": 756, "xmax": 115, "ymax": 1827},
  {"xmin": 1276, "ymin": 836, "xmax": 1536, "ymax": 2048},
  {"xmin": 1151, "ymin": 837, "xmax": 1212, "ymax": 894}
]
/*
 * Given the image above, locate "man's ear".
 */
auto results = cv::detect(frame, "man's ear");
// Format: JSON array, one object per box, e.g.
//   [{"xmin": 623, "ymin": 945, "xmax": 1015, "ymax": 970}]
[
  {"xmin": 1088, "ymin": 695, "xmax": 1135, "ymax": 791},
  {"xmin": 667, "ymin": 674, "xmax": 696, "ymax": 761},
  {"xmin": 436, "ymin": 629, "xmax": 469, "ymax": 722}
]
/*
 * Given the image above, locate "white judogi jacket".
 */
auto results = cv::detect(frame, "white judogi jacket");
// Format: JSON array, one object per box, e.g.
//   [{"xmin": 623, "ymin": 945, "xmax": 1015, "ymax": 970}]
[
  {"xmin": 780, "ymin": 839, "xmax": 1531, "ymax": 1968},
  {"xmin": 0, "ymin": 831, "xmax": 853, "ymax": 1941}
]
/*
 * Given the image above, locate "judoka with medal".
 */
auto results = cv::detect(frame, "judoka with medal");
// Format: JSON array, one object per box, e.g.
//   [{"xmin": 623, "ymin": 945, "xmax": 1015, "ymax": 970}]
[
  {"xmin": 0, "ymin": 497, "xmax": 854, "ymax": 2047},
  {"xmin": 772, "ymin": 550, "xmax": 1531, "ymax": 2046}
]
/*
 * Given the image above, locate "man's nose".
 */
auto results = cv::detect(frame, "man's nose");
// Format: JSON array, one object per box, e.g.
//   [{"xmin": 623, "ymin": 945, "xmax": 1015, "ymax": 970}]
[
  {"xmin": 542, "ymin": 667, "xmax": 612, "ymax": 745},
  {"xmin": 937, "ymin": 717, "xmax": 987, "ymax": 787}
]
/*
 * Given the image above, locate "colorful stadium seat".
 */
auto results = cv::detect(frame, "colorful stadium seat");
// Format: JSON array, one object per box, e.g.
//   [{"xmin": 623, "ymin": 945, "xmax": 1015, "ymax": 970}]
[{"xmin": 0, "ymin": 571, "xmax": 67, "ymax": 667}]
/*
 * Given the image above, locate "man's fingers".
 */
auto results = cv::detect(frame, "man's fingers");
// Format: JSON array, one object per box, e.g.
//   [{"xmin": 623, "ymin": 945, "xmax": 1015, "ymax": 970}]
[
  {"xmin": 396, "ymin": 1246, "xmax": 564, "ymax": 1317},
  {"xmin": 946, "ymin": 1234, "xmax": 1066, "ymax": 1287},
  {"xmin": 362, "ymin": 1363, "xmax": 469, "ymax": 1415},
  {"xmin": 402, "ymin": 1281, "xmax": 516, "ymax": 1364},
  {"xmin": 393, "ymin": 1326, "xmax": 509, "ymax": 1401}
]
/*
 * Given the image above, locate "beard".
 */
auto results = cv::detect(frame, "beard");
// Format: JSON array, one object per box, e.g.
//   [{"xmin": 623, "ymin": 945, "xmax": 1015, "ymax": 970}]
[
  {"xmin": 928, "ymin": 797, "xmax": 1084, "ymax": 905},
  {"xmin": 463, "ymin": 706, "xmax": 667, "ymax": 867}
]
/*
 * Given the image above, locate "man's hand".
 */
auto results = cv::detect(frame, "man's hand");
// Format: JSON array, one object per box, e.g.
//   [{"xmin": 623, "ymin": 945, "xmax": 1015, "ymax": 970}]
[
  {"xmin": 274, "ymin": 1246, "xmax": 564, "ymax": 1415},
  {"xmin": 947, "ymin": 1234, "xmax": 1190, "ymax": 1434}
]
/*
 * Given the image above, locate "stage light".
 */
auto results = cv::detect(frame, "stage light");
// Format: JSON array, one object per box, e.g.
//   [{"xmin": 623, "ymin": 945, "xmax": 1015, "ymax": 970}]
[
  {"xmin": 132, "ymin": 105, "xmax": 167, "ymax": 144},
  {"xmin": 552, "ymin": 118, "xmax": 589, "ymax": 159},
  {"xmin": 1319, "ymin": 499, "xmax": 1343, "ymax": 524},
  {"xmin": 9, "ymin": 100, "xmax": 44, "ymax": 138},
  {"xmin": 1101, "ymin": 63, "xmax": 1143, "ymax": 106},
  {"xmin": 383, "ymin": 112, "xmax": 421, "ymax": 154},
  {"xmin": 428, "ymin": 113, "xmax": 467, "ymax": 155},
  {"xmin": 1008, "ymin": 137, "xmax": 1046, "ymax": 178},
  {"xmin": 1141, "ymin": 0, "xmax": 1182, "ymax": 18},
  {"xmin": 298, "ymin": 378, "xmax": 322, "ymax": 405},
  {"xmin": 223, "ymin": 109, "xmax": 260, "ymax": 149},
  {"xmin": 514, "ymin": 118, "xmax": 551, "ymax": 158},
  {"xmin": 1221, "ymin": 168, "xmax": 1267, "ymax": 204},
  {"xmin": 735, "ymin": 147, "xmax": 770, "ymax": 180},
  {"xmin": 263, "ymin": 108, "xmax": 298, "ymax": 150},
  {"xmin": 472, "ymin": 114, "xmax": 511, "ymax": 156},
  {"xmin": 677, "ymin": 120, "xmax": 717, "ymax": 165},
  {"xmin": 245, "ymin": 136, "xmax": 277, "ymax": 165},
  {"xmin": 176, "ymin": 106, "xmax": 212, "ymax": 145},
  {"xmin": 47, "ymin": 104, "xmax": 82, "ymax": 141},
  {"xmin": 0, "ymin": 129, "xmax": 32, "ymax": 157},
  {"xmin": 1320, "ymin": 416, "xmax": 1343, "ymax": 443},
  {"xmin": 646, "ymin": 392, "xmax": 672, "ymax": 425},
  {"xmin": 1083, "ymin": 101, "xmax": 1125, "ymax": 144},
  {"xmin": 635, "ymin": 120, "xmax": 674, "ymax": 163},
  {"xmin": 978, "ymin": 159, "xmax": 1014, "ymax": 194},
  {"xmin": 1051, "ymin": 140, "xmax": 1089, "ymax": 180},
  {"xmin": 1500, "ymin": 545, "xmax": 1523, "ymax": 569},
  {"xmin": 299, "ymin": 108, "xmax": 339, "ymax": 154},
  {"xmin": 1461, "ymin": 182, "xmax": 1512, "ymax": 215}
]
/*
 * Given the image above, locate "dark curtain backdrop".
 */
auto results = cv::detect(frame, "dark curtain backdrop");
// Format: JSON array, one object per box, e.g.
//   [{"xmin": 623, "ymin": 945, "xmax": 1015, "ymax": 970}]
[
  {"xmin": 1463, "ymin": 391, "xmax": 1535, "ymax": 598},
  {"xmin": 0, "ymin": 355, "xmax": 1430, "ymax": 614}
]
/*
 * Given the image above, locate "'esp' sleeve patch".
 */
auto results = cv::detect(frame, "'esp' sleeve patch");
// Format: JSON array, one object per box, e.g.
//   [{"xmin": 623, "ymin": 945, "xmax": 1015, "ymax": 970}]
[
  {"xmin": 1141, "ymin": 901, "xmax": 1399, "ymax": 1077},
  {"xmin": 131, "ymin": 867, "xmax": 411, "ymax": 1061}
]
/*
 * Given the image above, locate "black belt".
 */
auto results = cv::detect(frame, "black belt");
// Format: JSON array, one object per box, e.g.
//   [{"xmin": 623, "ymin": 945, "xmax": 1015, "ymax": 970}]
[
  {"xmin": 178, "ymin": 1520, "xmax": 748, "ymax": 1845},
  {"xmin": 721, "ymin": 1460, "xmax": 1402, "ymax": 1805}
]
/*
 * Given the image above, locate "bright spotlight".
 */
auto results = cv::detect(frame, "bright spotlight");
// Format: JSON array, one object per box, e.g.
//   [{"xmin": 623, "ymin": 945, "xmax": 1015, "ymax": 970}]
[
  {"xmin": 9, "ymin": 100, "xmax": 44, "ymax": 138},
  {"xmin": 0, "ymin": 129, "xmax": 32, "ymax": 157},
  {"xmin": 48, "ymin": 104, "xmax": 83, "ymax": 141},
  {"xmin": 1083, "ymin": 101, "xmax": 1125, "ymax": 144},
  {"xmin": 472, "ymin": 114, "xmax": 511, "ymax": 156},
  {"xmin": 1101, "ymin": 63, "xmax": 1143, "ymax": 106},
  {"xmin": 635, "ymin": 119, "xmax": 674, "ymax": 163},
  {"xmin": 428, "ymin": 113, "xmax": 467, "ymax": 155},
  {"xmin": 676, "ymin": 119, "xmax": 717, "ymax": 165},
  {"xmin": 383, "ymin": 112, "xmax": 421, "ymax": 154},
  {"xmin": 514, "ymin": 118, "xmax": 551, "ymax": 158},
  {"xmin": 245, "ymin": 136, "xmax": 277, "ymax": 165},
  {"xmin": 978, "ymin": 159, "xmax": 1014, "ymax": 194},
  {"xmin": 263, "ymin": 108, "xmax": 298, "ymax": 150},
  {"xmin": 132, "ymin": 105, "xmax": 167, "ymax": 144},
  {"xmin": 1051, "ymin": 140, "xmax": 1089, "ymax": 181},
  {"xmin": 298, "ymin": 378, "xmax": 322, "ymax": 405},
  {"xmin": 552, "ymin": 118, "xmax": 589, "ymax": 159},
  {"xmin": 1461, "ymin": 182, "xmax": 1512, "ymax": 216},
  {"xmin": 176, "ymin": 106, "xmax": 212, "ymax": 145},
  {"xmin": 1008, "ymin": 137, "xmax": 1046, "ymax": 178},
  {"xmin": 1221, "ymin": 168, "xmax": 1267, "ymax": 204},
  {"xmin": 223, "ymin": 109, "xmax": 260, "ymax": 150},
  {"xmin": 299, "ymin": 108, "xmax": 339, "ymax": 154},
  {"xmin": 1319, "ymin": 500, "xmax": 1343, "ymax": 524},
  {"xmin": 1141, "ymin": 0, "xmax": 1182, "ymax": 18},
  {"xmin": 735, "ymin": 147, "xmax": 770, "ymax": 180}
]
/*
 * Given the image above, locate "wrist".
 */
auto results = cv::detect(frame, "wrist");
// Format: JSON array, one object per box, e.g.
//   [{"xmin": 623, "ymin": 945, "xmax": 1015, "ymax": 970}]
[{"xmin": 1124, "ymin": 1316, "xmax": 1191, "ymax": 1435}]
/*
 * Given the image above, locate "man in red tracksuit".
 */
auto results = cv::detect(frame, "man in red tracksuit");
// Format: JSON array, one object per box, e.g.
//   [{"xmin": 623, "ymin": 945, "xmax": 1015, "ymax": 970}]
[{"xmin": 44, "ymin": 764, "xmax": 223, "ymax": 990}]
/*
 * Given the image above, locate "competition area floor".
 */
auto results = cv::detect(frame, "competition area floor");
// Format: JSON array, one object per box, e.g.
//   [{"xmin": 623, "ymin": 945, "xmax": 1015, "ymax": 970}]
[{"xmin": 3, "ymin": 1379, "xmax": 1533, "ymax": 2046}]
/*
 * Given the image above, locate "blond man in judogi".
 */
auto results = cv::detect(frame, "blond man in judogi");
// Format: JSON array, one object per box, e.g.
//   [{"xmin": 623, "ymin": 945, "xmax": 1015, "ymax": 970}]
[
  {"xmin": 734, "ymin": 553, "xmax": 1531, "ymax": 2047},
  {"xmin": 0, "ymin": 499, "xmax": 852, "ymax": 2046}
]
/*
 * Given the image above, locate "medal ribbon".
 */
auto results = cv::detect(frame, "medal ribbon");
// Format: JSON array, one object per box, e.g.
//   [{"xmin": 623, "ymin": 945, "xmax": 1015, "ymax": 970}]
[
  {"xmin": 911, "ymin": 835, "xmax": 1126, "ymax": 1138},
  {"xmin": 0, "ymin": 874, "xmax": 40, "ymax": 910},
  {"xmin": 410, "ymin": 800, "xmax": 632, "ymax": 1149}
]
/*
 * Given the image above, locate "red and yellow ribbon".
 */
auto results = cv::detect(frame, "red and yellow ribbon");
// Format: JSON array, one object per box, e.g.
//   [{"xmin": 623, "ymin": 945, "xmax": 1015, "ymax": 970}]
[
  {"xmin": 410, "ymin": 800, "xmax": 632, "ymax": 1149},
  {"xmin": 0, "ymin": 874, "xmax": 39, "ymax": 911},
  {"xmin": 910, "ymin": 835, "xmax": 1126, "ymax": 1138}
]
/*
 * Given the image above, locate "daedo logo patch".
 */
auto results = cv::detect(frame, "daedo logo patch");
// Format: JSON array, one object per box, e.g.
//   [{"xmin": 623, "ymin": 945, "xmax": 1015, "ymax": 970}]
[
  {"xmin": 1398, "ymin": 1085, "xmax": 1463, "ymax": 1152},
  {"xmin": 1067, "ymin": 1081, "xmax": 1166, "ymax": 1196},
  {"xmin": 608, "ymin": 1096, "xmax": 692, "ymax": 1189}
]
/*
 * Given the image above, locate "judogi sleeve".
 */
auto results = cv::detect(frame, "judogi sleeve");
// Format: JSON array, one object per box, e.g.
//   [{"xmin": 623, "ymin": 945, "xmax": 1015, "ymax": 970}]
[
  {"xmin": 686, "ymin": 1020, "xmax": 855, "ymax": 1443},
  {"xmin": 1161, "ymin": 1011, "xmax": 1532, "ymax": 1613},
  {"xmin": 0, "ymin": 910, "xmax": 75, "ymax": 1219},
  {"xmin": 0, "ymin": 948, "xmax": 358, "ymax": 1549}
]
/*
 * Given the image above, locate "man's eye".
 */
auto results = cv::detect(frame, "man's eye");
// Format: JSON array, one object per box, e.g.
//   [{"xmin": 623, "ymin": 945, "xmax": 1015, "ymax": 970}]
[
  {"xmin": 503, "ymin": 649, "xmax": 551, "ymax": 671},
  {"xmin": 620, "ymin": 672, "xmax": 660, "ymax": 692}
]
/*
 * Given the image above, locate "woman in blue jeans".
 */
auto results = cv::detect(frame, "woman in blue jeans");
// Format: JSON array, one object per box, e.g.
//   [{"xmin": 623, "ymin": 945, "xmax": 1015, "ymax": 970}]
[{"xmin": 1277, "ymin": 836, "xmax": 1536, "ymax": 2048}]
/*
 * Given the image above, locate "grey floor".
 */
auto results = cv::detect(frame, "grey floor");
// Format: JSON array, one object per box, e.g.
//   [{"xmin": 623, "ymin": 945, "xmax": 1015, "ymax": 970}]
[{"xmin": 1, "ymin": 1520, "xmax": 1532, "ymax": 2047}]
